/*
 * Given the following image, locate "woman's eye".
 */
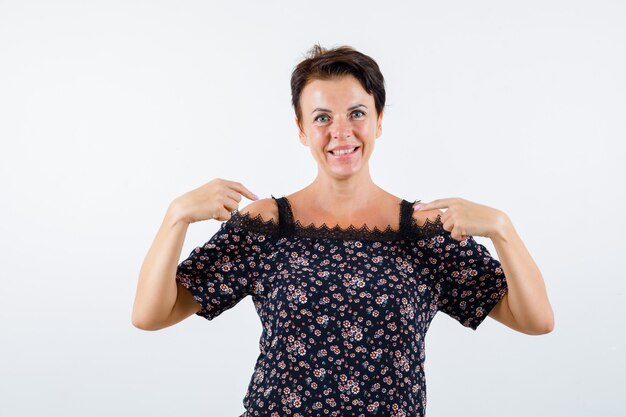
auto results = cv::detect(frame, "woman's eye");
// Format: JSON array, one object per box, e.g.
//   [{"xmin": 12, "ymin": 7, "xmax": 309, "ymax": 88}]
[{"xmin": 314, "ymin": 111, "xmax": 364, "ymax": 123}]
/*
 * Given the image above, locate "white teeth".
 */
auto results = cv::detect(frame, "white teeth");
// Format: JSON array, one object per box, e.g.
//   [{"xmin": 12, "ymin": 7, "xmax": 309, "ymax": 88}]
[{"xmin": 330, "ymin": 147, "xmax": 357, "ymax": 155}]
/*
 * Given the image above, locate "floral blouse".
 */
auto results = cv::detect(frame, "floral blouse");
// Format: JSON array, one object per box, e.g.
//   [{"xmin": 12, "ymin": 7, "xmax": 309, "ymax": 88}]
[{"xmin": 175, "ymin": 195, "xmax": 508, "ymax": 417}]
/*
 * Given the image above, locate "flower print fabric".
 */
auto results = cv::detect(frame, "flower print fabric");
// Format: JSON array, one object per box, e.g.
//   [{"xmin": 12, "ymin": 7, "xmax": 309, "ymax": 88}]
[
  {"xmin": 429, "ymin": 234, "xmax": 508, "ymax": 330},
  {"xmin": 175, "ymin": 220, "xmax": 268, "ymax": 321},
  {"xmin": 175, "ymin": 195, "xmax": 508, "ymax": 417}
]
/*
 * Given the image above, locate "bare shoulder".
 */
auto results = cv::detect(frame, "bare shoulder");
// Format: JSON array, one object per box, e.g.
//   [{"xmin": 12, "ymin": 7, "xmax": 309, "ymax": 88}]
[
  {"xmin": 238, "ymin": 197, "xmax": 279, "ymax": 224},
  {"xmin": 410, "ymin": 202, "xmax": 445, "ymax": 227}
]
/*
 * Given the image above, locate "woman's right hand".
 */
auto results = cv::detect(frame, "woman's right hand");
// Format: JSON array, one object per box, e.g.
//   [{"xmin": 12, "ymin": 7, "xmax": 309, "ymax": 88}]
[{"xmin": 172, "ymin": 178, "xmax": 259, "ymax": 224}]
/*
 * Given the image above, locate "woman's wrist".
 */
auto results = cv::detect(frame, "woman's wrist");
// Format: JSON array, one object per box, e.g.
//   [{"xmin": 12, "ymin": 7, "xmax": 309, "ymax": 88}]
[
  {"xmin": 166, "ymin": 198, "xmax": 191, "ymax": 228},
  {"xmin": 490, "ymin": 210, "xmax": 515, "ymax": 242}
]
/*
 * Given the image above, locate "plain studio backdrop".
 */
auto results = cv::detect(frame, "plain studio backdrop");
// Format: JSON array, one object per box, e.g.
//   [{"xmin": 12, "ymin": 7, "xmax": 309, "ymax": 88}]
[{"xmin": 1, "ymin": 1, "xmax": 624, "ymax": 416}]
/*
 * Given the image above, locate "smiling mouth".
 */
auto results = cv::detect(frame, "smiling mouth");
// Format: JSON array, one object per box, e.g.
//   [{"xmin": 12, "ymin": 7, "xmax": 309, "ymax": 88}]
[{"xmin": 328, "ymin": 146, "xmax": 360, "ymax": 156}]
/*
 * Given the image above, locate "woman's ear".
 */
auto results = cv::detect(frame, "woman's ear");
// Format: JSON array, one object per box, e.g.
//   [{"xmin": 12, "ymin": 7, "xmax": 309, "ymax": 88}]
[
  {"xmin": 296, "ymin": 116, "xmax": 308, "ymax": 145},
  {"xmin": 376, "ymin": 111, "xmax": 384, "ymax": 138}
]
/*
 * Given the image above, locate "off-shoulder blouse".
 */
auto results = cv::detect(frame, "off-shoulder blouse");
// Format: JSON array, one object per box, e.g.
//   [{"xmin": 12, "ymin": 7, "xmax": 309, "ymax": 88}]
[{"xmin": 176, "ymin": 195, "xmax": 508, "ymax": 417}]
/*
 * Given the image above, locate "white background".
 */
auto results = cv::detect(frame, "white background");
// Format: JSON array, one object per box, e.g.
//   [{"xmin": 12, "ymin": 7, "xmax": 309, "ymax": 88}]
[{"xmin": 1, "ymin": 1, "xmax": 624, "ymax": 416}]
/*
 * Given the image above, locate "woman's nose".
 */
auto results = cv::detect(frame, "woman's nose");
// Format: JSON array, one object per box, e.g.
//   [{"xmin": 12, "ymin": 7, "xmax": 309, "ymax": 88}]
[{"xmin": 330, "ymin": 118, "xmax": 353, "ymax": 138}]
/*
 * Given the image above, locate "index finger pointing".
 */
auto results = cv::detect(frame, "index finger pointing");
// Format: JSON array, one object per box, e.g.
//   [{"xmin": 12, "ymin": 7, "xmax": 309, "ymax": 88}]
[
  {"xmin": 229, "ymin": 180, "xmax": 259, "ymax": 201},
  {"xmin": 414, "ymin": 198, "xmax": 451, "ymax": 211}
]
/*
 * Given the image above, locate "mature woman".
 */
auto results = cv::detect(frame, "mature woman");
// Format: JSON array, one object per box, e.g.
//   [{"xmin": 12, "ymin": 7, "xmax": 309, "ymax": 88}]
[{"xmin": 132, "ymin": 44, "xmax": 554, "ymax": 417}]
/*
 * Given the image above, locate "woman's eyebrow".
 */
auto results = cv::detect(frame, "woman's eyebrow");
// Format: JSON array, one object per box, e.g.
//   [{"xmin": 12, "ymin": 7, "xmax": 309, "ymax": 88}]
[{"xmin": 311, "ymin": 104, "xmax": 368, "ymax": 114}]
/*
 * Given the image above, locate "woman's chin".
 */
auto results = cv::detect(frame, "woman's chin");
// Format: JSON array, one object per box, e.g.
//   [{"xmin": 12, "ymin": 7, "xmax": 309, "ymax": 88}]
[{"xmin": 325, "ymin": 159, "xmax": 367, "ymax": 176}]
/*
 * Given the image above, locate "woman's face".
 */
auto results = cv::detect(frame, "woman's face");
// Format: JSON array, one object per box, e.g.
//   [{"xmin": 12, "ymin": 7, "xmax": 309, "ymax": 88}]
[{"xmin": 295, "ymin": 74, "xmax": 383, "ymax": 178}]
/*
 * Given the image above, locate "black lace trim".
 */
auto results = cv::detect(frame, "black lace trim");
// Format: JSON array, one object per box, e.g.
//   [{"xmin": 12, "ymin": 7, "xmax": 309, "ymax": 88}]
[
  {"xmin": 228, "ymin": 210, "xmax": 280, "ymax": 235},
  {"xmin": 227, "ymin": 197, "xmax": 445, "ymax": 242}
]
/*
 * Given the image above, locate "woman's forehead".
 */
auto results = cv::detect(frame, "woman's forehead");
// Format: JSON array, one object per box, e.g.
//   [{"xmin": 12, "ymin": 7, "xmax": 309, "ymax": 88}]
[{"xmin": 301, "ymin": 76, "xmax": 373, "ymax": 110}]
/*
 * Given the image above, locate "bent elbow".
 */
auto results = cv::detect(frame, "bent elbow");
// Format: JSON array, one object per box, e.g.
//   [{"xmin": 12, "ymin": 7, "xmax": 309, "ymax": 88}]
[
  {"xmin": 543, "ymin": 317, "xmax": 555, "ymax": 334},
  {"xmin": 528, "ymin": 316, "xmax": 555, "ymax": 335},
  {"xmin": 542, "ymin": 310, "xmax": 555, "ymax": 334},
  {"xmin": 131, "ymin": 311, "xmax": 162, "ymax": 331}
]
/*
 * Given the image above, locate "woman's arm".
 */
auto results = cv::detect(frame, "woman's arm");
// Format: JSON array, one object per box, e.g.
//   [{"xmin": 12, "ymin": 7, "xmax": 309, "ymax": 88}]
[
  {"xmin": 488, "ymin": 213, "xmax": 555, "ymax": 335},
  {"xmin": 131, "ymin": 200, "xmax": 200, "ymax": 330},
  {"xmin": 132, "ymin": 178, "xmax": 260, "ymax": 330},
  {"xmin": 414, "ymin": 197, "xmax": 555, "ymax": 334}
]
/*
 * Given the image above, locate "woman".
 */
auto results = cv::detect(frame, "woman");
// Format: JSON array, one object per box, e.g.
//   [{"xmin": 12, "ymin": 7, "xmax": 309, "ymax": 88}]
[{"xmin": 132, "ymin": 44, "xmax": 554, "ymax": 417}]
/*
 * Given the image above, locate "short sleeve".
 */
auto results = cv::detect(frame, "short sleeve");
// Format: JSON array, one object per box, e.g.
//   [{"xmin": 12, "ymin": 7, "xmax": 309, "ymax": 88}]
[
  {"xmin": 432, "ymin": 232, "xmax": 508, "ymax": 330},
  {"xmin": 175, "ymin": 219, "xmax": 268, "ymax": 321}
]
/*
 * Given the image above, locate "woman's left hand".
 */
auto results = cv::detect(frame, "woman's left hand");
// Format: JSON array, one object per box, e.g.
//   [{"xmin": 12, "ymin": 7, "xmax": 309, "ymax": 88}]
[{"xmin": 415, "ymin": 197, "xmax": 508, "ymax": 241}]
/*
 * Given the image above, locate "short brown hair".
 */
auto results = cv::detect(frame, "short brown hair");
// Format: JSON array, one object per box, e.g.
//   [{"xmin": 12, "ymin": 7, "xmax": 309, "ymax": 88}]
[{"xmin": 291, "ymin": 44, "xmax": 386, "ymax": 131}]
